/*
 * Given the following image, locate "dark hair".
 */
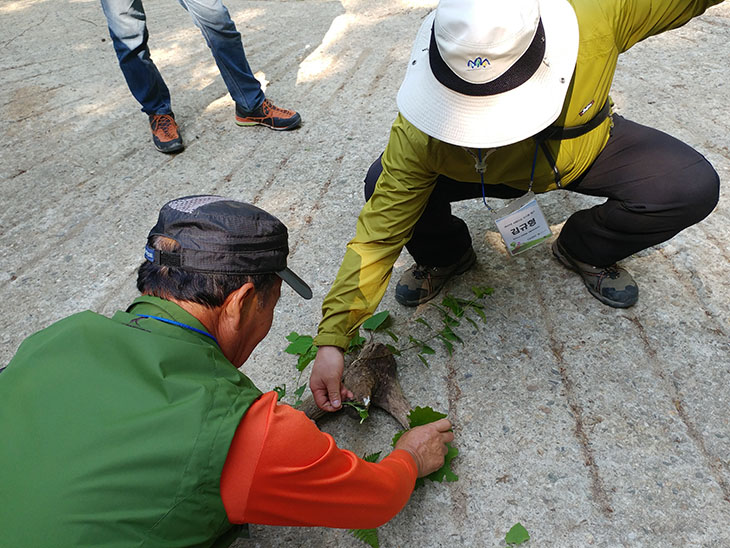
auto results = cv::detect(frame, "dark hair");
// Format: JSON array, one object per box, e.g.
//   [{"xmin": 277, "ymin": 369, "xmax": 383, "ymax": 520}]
[{"xmin": 137, "ymin": 236, "xmax": 278, "ymax": 308}]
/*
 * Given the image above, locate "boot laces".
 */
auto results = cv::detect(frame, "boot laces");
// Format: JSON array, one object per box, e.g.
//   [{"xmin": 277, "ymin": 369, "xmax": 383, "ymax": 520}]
[
  {"xmin": 151, "ymin": 115, "xmax": 178, "ymax": 139},
  {"xmin": 412, "ymin": 265, "xmax": 431, "ymax": 280},
  {"xmin": 261, "ymin": 99, "xmax": 291, "ymax": 117},
  {"xmin": 601, "ymin": 265, "xmax": 621, "ymax": 280},
  {"xmin": 594, "ymin": 265, "xmax": 621, "ymax": 291}
]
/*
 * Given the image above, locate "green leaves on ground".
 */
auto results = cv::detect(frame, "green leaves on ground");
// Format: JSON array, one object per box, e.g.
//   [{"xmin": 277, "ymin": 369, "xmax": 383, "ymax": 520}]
[
  {"xmin": 343, "ymin": 400, "xmax": 370, "ymax": 424},
  {"xmin": 284, "ymin": 332, "xmax": 317, "ymax": 372},
  {"xmin": 362, "ymin": 310, "xmax": 391, "ymax": 331},
  {"xmin": 505, "ymin": 522, "xmax": 530, "ymax": 545},
  {"xmin": 408, "ymin": 285, "xmax": 492, "ymax": 363},
  {"xmin": 362, "ymin": 310, "xmax": 399, "ymax": 344},
  {"xmin": 350, "ymin": 527, "xmax": 379, "ymax": 548},
  {"xmin": 283, "ymin": 332, "xmax": 318, "ymax": 406},
  {"xmin": 472, "ymin": 285, "xmax": 494, "ymax": 299},
  {"xmin": 392, "ymin": 406, "xmax": 458, "ymax": 489},
  {"xmin": 347, "ymin": 333, "xmax": 367, "ymax": 354},
  {"xmin": 273, "ymin": 385, "xmax": 286, "ymax": 401},
  {"xmin": 362, "ymin": 451, "xmax": 382, "ymax": 463}
]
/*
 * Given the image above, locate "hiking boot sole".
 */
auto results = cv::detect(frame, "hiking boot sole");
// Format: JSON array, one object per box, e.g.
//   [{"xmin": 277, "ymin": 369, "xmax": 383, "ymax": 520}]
[
  {"xmin": 153, "ymin": 141, "xmax": 184, "ymax": 154},
  {"xmin": 235, "ymin": 114, "xmax": 301, "ymax": 131}
]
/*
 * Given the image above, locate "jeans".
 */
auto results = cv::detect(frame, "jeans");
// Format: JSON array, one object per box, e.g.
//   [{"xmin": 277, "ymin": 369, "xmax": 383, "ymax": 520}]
[
  {"xmin": 364, "ymin": 116, "xmax": 720, "ymax": 267},
  {"xmin": 100, "ymin": 0, "xmax": 265, "ymax": 115}
]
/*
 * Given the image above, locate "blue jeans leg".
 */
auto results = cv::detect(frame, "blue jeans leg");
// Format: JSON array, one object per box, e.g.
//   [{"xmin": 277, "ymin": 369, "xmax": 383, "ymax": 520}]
[
  {"xmin": 177, "ymin": 0, "xmax": 265, "ymax": 111},
  {"xmin": 100, "ymin": 0, "xmax": 172, "ymax": 115}
]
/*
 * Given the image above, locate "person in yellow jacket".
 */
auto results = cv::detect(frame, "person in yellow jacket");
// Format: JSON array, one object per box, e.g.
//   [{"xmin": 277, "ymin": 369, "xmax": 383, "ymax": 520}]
[{"xmin": 310, "ymin": 0, "xmax": 722, "ymax": 412}]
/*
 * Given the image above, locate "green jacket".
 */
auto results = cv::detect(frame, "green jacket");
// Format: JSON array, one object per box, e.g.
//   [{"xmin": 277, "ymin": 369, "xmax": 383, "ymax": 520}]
[
  {"xmin": 315, "ymin": 0, "xmax": 723, "ymax": 349},
  {"xmin": 0, "ymin": 296, "xmax": 261, "ymax": 548}
]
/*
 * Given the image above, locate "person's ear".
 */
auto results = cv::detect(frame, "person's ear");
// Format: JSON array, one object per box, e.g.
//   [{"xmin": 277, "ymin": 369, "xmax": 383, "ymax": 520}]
[{"xmin": 221, "ymin": 282, "xmax": 255, "ymax": 329}]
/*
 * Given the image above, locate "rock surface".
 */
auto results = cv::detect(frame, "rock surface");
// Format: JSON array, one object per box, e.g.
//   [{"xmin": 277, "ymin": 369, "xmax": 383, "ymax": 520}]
[{"xmin": 1, "ymin": 1, "xmax": 728, "ymax": 546}]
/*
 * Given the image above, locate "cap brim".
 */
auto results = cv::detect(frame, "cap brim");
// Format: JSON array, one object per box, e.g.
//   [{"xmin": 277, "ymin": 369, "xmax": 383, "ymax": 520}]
[
  {"xmin": 396, "ymin": 0, "xmax": 579, "ymax": 148},
  {"xmin": 277, "ymin": 268, "xmax": 313, "ymax": 299}
]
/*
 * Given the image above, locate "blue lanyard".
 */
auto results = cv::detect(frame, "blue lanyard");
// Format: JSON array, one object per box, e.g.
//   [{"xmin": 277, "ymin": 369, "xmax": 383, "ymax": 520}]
[
  {"xmin": 135, "ymin": 314, "xmax": 219, "ymax": 346},
  {"xmin": 471, "ymin": 144, "xmax": 542, "ymax": 211}
]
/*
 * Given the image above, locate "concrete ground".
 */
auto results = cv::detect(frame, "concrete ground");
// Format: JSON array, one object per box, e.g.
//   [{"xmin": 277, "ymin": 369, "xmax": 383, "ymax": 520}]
[{"xmin": 1, "ymin": 1, "xmax": 729, "ymax": 546}]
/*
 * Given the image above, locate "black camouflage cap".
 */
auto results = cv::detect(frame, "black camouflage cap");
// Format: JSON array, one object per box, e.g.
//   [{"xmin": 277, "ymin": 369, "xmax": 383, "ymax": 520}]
[{"xmin": 144, "ymin": 195, "xmax": 312, "ymax": 299}]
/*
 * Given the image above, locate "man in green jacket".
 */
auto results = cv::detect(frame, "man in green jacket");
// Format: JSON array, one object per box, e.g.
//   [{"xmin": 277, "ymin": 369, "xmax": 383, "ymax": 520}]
[
  {"xmin": 310, "ymin": 0, "xmax": 722, "ymax": 412},
  {"xmin": 0, "ymin": 196, "xmax": 453, "ymax": 547}
]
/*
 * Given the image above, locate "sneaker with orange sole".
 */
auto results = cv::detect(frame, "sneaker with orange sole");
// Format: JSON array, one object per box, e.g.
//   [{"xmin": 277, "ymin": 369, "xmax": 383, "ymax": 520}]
[
  {"xmin": 235, "ymin": 99, "xmax": 301, "ymax": 131},
  {"xmin": 149, "ymin": 113, "xmax": 184, "ymax": 153}
]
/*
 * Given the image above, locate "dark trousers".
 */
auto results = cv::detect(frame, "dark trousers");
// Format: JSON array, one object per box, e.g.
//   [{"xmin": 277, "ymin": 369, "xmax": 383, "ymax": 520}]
[{"xmin": 364, "ymin": 116, "xmax": 720, "ymax": 267}]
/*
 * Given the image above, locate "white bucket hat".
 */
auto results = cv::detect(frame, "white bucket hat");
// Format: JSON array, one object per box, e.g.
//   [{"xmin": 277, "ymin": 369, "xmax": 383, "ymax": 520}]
[{"xmin": 396, "ymin": 0, "xmax": 579, "ymax": 148}]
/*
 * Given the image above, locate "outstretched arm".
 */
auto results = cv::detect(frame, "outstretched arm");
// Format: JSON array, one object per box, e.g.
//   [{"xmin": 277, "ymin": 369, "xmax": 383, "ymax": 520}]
[
  {"xmin": 608, "ymin": 0, "xmax": 724, "ymax": 52},
  {"xmin": 221, "ymin": 391, "xmax": 453, "ymax": 529}
]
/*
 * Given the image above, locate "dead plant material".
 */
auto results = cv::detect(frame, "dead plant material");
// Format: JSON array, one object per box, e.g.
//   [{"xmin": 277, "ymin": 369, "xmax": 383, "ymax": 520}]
[{"xmin": 298, "ymin": 342, "xmax": 410, "ymax": 428}]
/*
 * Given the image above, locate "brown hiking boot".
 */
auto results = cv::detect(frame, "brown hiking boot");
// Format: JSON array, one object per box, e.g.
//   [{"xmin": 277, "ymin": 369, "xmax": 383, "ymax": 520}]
[
  {"xmin": 395, "ymin": 248, "xmax": 477, "ymax": 307},
  {"xmin": 552, "ymin": 238, "xmax": 638, "ymax": 308},
  {"xmin": 149, "ymin": 113, "xmax": 184, "ymax": 153},
  {"xmin": 235, "ymin": 99, "xmax": 301, "ymax": 131}
]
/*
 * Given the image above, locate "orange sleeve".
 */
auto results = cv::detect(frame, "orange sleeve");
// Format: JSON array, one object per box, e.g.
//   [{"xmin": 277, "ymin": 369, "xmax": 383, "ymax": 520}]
[{"xmin": 220, "ymin": 391, "xmax": 418, "ymax": 528}]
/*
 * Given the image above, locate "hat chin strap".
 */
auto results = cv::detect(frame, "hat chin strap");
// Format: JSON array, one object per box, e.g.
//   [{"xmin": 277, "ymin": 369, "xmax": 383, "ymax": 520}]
[{"xmin": 428, "ymin": 20, "xmax": 546, "ymax": 97}]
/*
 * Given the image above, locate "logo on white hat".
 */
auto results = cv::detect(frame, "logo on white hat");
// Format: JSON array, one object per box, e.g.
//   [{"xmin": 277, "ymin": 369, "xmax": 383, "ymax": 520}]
[{"xmin": 466, "ymin": 56, "xmax": 491, "ymax": 70}]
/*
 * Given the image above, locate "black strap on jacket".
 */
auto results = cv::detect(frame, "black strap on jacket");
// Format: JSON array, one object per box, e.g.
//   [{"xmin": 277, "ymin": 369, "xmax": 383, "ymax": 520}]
[
  {"xmin": 532, "ymin": 100, "xmax": 611, "ymax": 187},
  {"xmin": 535, "ymin": 100, "xmax": 611, "ymax": 141}
]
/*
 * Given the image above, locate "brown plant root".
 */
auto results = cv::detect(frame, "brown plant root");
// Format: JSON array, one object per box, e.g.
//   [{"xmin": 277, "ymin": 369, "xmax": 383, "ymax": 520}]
[{"xmin": 298, "ymin": 342, "xmax": 410, "ymax": 428}]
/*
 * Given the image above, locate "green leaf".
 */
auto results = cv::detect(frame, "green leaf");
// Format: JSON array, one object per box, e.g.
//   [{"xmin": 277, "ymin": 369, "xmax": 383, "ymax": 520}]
[
  {"xmin": 429, "ymin": 303, "xmax": 449, "ymax": 316},
  {"xmin": 392, "ymin": 407, "xmax": 458, "ymax": 489},
  {"xmin": 472, "ymin": 286, "xmax": 494, "ymax": 299},
  {"xmin": 350, "ymin": 528, "xmax": 379, "ymax": 548},
  {"xmin": 296, "ymin": 345, "xmax": 318, "ymax": 371},
  {"xmin": 362, "ymin": 310, "xmax": 390, "ymax": 331},
  {"xmin": 465, "ymin": 315, "xmax": 479, "ymax": 329},
  {"xmin": 393, "ymin": 406, "xmax": 449, "ymax": 446},
  {"xmin": 343, "ymin": 401, "xmax": 369, "ymax": 424},
  {"xmin": 438, "ymin": 336, "xmax": 454, "ymax": 356},
  {"xmin": 285, "ymin": 331, "xmax": 300, "ymax": 343},
  {"xmin": 415, "ymin": 317, "xmax": 431, "ymax": 329},
  {"xmin": 347, "ymin": 334, "xmax": 366, "ymax": 354},
  {"xmin": 385, "ymin": 329, "xmax": 399, "ymax": 342},
  {"xmin": 385, "ymin": 344, "xmax": 401, "ymax": 356},
  {"xmin": 285, "ymin": 334, "xmax": 314, "ymax": 355},
  {"xmin": 470, "ymin": 305, "xmax": 487, "ymax": 322},
  {"xmin": 392, "ymin": 430, "xmax": 404, "ymax": 446},
  {"xmin": 442, "ymin": 314, "xmax": 460, "ymax": 327},
  {"xmin": 407, "ymin": 406, "xmax": 448, "ymax": 427},
  {"xmin": 419, "ymin": 344, "xmax": 435, "ymax": 355},
  {"xmin": 273, "ymin": 385, "xmax": 286, "ymax": 401},
  {"xmin": 505, "ymin": 523, "xmax": 530, "ymax": 545},
  {"xmin": 421, "ymin": 444, "xmax": 458, "ymax": 484},
  {"xmin": 293, "ymin": 384, "xmax": 306, "ymax": 407},
  {"xmin": 439, "ymin": 325, "xmax": 463, "ymax": 343},
  {"xmin": 442, "ymin": 295, "xmax": 463, "ymax": 316},
  {"xmin": 362, "ymin": 451, "xmax": 382, "ymax": 463},
  {"xmin": 417, "ymin": 354, "xmax": 430, "ymax": 368}
]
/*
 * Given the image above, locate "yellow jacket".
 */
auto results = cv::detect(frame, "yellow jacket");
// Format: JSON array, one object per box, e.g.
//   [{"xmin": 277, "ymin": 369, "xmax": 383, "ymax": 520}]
[{"xmin": 315, "ymin": 0, "xmax": 723, "ymax": 349}]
